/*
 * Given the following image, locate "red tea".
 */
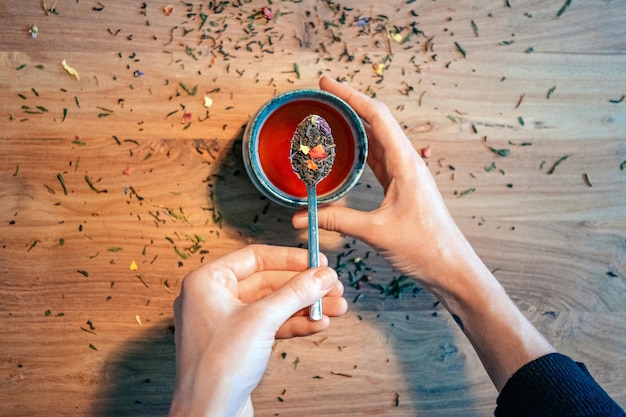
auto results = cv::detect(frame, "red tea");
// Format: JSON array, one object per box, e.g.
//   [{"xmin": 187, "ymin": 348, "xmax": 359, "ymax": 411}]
[{"xmin": 257, "ymin": 99, "xmax": 356, "ymax": 198}]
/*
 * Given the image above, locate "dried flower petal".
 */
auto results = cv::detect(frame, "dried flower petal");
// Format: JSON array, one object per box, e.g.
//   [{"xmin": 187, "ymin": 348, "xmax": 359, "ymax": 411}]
[
  {"xmin": 129, "ymin": 260, "xmax": 138, "ymax": 271},
  {"xmin": 163, "ymin": 5, "xmax": 174, "ymax": 16},
  {"xmin": 262, "ymin": 6, "xmax": 273, "ymax": 20},
  {"xmin": 61, "ymin": 60, "xmax": 80, "ymax": 80},
  {"xmin": 420, "ymin": 145, "xmax": 432, "ymax": 158},
  {"xmin": 374, "ymin": 63, "xmax": 386, "ymax": 75},
  {"xmin": 122, "ymin": 166, "xmax": 133, "ymax": 176},
  {"xmin": 306, "ymin": 160, "xmax": 318, "ymax": 170},
  {"xmin": 299, "ymin": 144, "xmax": 310, "ymax": 155},
  {"xmin": 390, "ymin": 32, "xmax": 403, "ymax": 43},
  {"xmin": 181, "ymin": 111, "xmax": 192, "ymax": 124},
  {"xmin": 203, "ymin": 96, "xmax": 213, "ymax": 108},
  {"xmin": 309, "ymin": 144, "xmax": 328, "ymax": 159}
]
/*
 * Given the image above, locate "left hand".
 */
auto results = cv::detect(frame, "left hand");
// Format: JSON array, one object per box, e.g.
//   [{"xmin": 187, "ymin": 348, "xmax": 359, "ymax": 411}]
[{"xmin": 169, "ymin": 244, "xmax": 347, "ymax": 417}]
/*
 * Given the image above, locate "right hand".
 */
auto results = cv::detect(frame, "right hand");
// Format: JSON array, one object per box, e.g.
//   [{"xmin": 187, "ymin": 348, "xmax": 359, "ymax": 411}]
[{"xmin": 293, "ymin": 75, "xmax": 480, "ymax": 292}]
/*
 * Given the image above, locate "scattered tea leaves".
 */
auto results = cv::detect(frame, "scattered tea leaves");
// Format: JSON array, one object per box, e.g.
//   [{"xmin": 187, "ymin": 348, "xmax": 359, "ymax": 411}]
[
  {"xmin": 488, "ymin": 146, "xmax": 510, "ymax": 157},
  {"xmin": 454, "ymin": 42, "xmax": 466, "ymax": 58},
  {"xmin": 294, "ymin": 63, "xmax": 301, "ymax": 79},
  {"xmin": 471, "ymin": 20, "xmax": 479, "ymax": 36},
  {"xmin": 547, "ymin": 154, "xmax": 570, "ymax": 174},
  {"xmin": 27, "ymin": 240, "xmax": 40, "ymax": 252},
  {"xmin": 555, "ymin": 0, "xmax": 573, "ymax": 19},
  {"xmin": 180, "ymin": 82, "xmax": 198, "ymax": 96},
  {"xmin": 458, "ymin": 187, "xmax": 476, "ymax": 197},
  {"xmin": 609, "ymin": 94, "xmax": 625, "ymax": 104},
  {"xmin": 57, "ymin": 173, "xmax": 68, "ymax": 194},
  {"xmin": 85, "ymin": 176, "xmax": 108, "ymax": 193}
]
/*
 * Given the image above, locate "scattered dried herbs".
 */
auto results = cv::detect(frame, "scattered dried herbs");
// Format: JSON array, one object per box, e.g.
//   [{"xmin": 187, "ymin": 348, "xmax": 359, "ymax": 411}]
[
  {"xmin": 85, "ymin": 176, "xmax": 107, "ymax": 193},
  {"xmin": 458, "ymin": 187, "xmax": 476, "ymax": 197},
  {"xmin": 56, "ymin": 173, "xmax": 68, "ymax": 194},
  {"xmin": 454, "ymin": 41, "xmax": 466, "ymax": 58},
  {"xmin": 554, "ymin": 0, "xmax": 573, "ymax": 19},
  {"xmin": 488, "ymin": 146, "xmax": 510, "ymax": 157},
  {"xmin": 546, "ymin": 154, "xmax": 570, "ymax": 174},
  {"xmin": 609, "ymin": 94, "xmax": 625, "ymax": 104},
  {"xmin": 179, "ymin": 82, "xmax": 198, "ymax": 96},
  {"xmin": 471, "ymin": 20, "xmax": 479, "ymax": 36}
]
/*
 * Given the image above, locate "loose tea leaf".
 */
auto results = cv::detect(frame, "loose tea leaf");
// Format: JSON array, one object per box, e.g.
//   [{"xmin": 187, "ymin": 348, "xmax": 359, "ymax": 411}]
[
  {"xmin": 488, "ymin": 146, "xmax": 510, "ymax": 157},
  {"xmin": 555, "ymin": 0, "xmax": 573, "ymax": 19},
  {"xmin": 547, "ymin": 154, "xmax": 570, "ymax": 174},
  {"xmin": 454, "ymin": 42, "xmax": 466, "ymax": 58}
]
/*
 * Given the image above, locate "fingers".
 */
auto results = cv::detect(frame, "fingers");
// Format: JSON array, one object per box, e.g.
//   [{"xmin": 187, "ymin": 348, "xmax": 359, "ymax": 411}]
[
  {"xmin": 276, "ymin": 292, "xmax": 348, "ymax": 338},
  {"xmin": 256, "ymin": 266, "xmax": 341, "ymax": 330},
  {"xmin": 239, "ymin": 269, "xmax": 344, "ymax": 303},
  {"xmin": 197, "ymin": 244, "xmax": 326, "ymax": 283},
  {"xmin": 319, "ymin": 75, "xmax": 411, "ymax": 153},
  {"xmin": 292, "ymin": 205, "xmax": 374, "ymax": 243},
  {"xmin": 276, "ymin": 315, "xmax": 330, "ymax": 338}
]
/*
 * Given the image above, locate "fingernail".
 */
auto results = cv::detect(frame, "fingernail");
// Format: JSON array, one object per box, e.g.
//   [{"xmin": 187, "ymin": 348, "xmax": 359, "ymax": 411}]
[{"xmin": 314, "ymin": 267, "xmax": 337, "ymax": 290}]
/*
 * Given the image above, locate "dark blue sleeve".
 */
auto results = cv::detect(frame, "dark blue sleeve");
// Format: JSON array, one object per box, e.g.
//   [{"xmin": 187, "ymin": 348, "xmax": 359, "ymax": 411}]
[{"xmin": 495, "ymin": 353, "xmax": 625, "ymax": 417}]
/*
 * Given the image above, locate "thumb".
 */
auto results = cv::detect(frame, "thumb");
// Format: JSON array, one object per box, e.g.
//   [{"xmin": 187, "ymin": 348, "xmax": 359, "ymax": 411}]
[
  {"xmin": 258, "ymin": 267, "xmax": 338, "ymax": 325},
  {"xmin": 293, "ymin": 205, "xmax": 370, "ymax": 241}
]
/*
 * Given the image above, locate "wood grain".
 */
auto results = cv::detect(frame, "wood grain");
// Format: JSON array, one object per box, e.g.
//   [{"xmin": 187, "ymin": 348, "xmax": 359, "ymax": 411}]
[{"xmin": 1, "ymin": 1, "xmax": 625, "ymax": 416}]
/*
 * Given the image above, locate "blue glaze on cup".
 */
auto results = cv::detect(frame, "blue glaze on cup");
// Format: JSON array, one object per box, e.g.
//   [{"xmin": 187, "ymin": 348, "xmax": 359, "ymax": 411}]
[{"xmin": 243, "ymin": 89, "xmax": 367, "ymax": 208}]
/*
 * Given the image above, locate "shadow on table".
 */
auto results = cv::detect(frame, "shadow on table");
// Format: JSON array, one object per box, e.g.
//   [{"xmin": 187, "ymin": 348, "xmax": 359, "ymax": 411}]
[
  {"xmin": 209, "ymin": 135, "xmax": 307, "ymax": 247},
  {"xmin": 210, "ymin": 133, "xmax": 493, "ymax": 414},
  {"xmin": 97, "ymin": 133, "xmax": 491, "ymax": 416},
  {"xmin": 96, "ymin": 321, "xmax": 175, "ymax": 417}
]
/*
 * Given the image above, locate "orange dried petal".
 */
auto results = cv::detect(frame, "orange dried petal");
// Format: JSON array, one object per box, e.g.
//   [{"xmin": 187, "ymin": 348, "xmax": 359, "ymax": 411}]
[{"xmin": 306, "ymin": 160, "xmax": 318, "ymax": 170}]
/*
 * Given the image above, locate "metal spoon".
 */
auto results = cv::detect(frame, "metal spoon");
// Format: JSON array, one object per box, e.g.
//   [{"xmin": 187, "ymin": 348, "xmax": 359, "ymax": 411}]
[{"xmin": 290, "ymin": 114, "xmax": 336, "ymax": 321}]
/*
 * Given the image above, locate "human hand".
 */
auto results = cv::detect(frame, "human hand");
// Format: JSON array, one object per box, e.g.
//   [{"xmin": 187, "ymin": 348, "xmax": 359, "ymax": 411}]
[
  {"xmin": 293, "ymin": 75, "xmax": 480, "ymax": 293},
  {"xmin": 169, "ymin": 244, "xmax": 347, "ymax": 417}
]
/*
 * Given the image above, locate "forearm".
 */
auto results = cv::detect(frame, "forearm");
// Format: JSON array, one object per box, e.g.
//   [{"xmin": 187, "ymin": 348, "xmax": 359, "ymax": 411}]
[
  {"xmin": 169, "ymin": 354, "xmax": 254, "ymax": 417},
  {"xmin": 428, "ymin": 243, "xmax": 555, "ymax": 391}
]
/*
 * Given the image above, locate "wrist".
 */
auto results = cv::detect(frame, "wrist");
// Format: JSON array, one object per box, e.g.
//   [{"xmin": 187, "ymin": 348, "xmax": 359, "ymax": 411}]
[
  {"xmin": 170, "ymin": 356, "xmax": 252, "ymax": 417},
  {"xmin": 427, "ymin": 251, "xmax": 555, "ymax": 391}
]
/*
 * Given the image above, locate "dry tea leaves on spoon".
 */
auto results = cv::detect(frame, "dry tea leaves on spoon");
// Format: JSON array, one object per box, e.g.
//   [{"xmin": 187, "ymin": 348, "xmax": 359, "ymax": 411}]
[{"xmin": 290, "ymin": 114, "xmax": 336, "ymax": 185}]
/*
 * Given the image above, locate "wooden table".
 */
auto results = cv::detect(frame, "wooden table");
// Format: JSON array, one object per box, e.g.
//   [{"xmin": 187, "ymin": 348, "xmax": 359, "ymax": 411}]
[{"xmin": 1, "ymin": 1, "xmax": 624, "ymax": 416}]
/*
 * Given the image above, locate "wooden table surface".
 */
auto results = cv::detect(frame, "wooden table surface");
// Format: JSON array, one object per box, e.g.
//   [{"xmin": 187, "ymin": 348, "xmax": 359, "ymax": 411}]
[{"xmin": 1, "ymin": 1, "xmax": 625, "ymax": 416}]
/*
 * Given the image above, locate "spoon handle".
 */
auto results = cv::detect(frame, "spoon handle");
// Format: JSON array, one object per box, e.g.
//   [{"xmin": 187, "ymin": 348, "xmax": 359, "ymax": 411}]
[{"xmin": 307, "ymin": 183, "xmax": 323, "ymax": 321}]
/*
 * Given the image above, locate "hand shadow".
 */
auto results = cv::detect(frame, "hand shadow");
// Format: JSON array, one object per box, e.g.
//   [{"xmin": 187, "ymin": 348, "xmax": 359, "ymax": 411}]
[{"xmin": 95, "ymin": 320, "xmax": 175, "ymax": 417}]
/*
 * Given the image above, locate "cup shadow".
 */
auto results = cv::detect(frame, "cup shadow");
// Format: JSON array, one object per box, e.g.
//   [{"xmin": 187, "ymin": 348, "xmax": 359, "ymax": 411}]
[{"xmin": 209, "ymin": 133, "xmax": 307, "ymax": 247}]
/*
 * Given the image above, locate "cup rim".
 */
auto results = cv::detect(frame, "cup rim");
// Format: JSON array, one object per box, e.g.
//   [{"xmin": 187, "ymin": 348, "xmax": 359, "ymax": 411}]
[{"xmin": 243, "ymin": 88, "xmax": 367, "ymax": 208}]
